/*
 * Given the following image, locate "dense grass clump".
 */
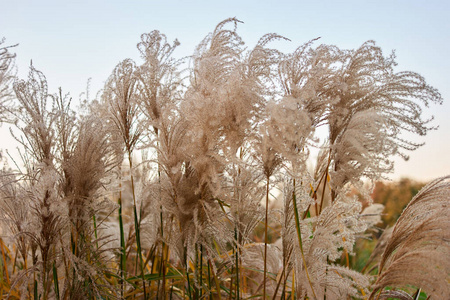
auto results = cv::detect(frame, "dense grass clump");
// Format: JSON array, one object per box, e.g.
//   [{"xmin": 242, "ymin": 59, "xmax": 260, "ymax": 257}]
[{"xmin": 0, "ymin": 19, "xmax": 448, "ymax": 299}]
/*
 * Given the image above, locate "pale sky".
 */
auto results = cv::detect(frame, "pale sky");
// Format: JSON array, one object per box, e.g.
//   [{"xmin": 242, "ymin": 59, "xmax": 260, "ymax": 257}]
[{"xmin": 1, "ymin": 0, "xmax": 449, "ymax": 182}]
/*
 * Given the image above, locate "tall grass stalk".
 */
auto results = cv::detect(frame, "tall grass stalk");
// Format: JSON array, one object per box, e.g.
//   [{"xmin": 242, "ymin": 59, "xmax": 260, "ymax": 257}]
[
  {"xmin": 129, "ymin": 155, "xmax": 147, "ymax": 299},
  {"xmin": 0, "ymin": 19, "xmax": 446, "ymax": 300},
  {"xmin": 233, "ymin": 227, "xmax": 239, "ymax": 299},
  {"xmin": 207, "ymin": 256, "xmax": 212, "ymax": 300},
  {"xmin": 0, "ymin": 239, "xmax": 10, "ymax": 287},
  {"xmin": 52, "ymin": 262, "xmax": 60, "ymax": 300},
  {"xmin": 118, "ymin": 191, "xmax": 126, "ymax": 298},
  {"xmin": 263, "ymin": 175, "xmax": 270, "ymax": 299},
  {"xmin": 209, "ymin": 259, "xmax": 221, "ymax": 300},
  {"xmin": 292, "ymin": 179, "xmax": 316, "ymax": 298},
  {"xmin": 184, "ymin": 247, "xmax": 192, "ymax": 300}
]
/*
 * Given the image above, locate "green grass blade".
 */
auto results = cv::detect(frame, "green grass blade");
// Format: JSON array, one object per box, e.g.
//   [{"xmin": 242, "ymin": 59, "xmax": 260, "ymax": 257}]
[
  {"xmin": 133, "ymin": 205, "xmax": 147, "ymax": 298},
  {"xmin": 118, "ymin": 196, "xmax": 126, "ymax": 296},
  {"xmin": 53, "ymin": 262, "xmax": 60, "ymax": 300},
  {"xmin": 292, "ymin": 180, "xmax": 316, "ymax": 298},
  {"xmin": 185, "ymin": 248, "xmax": 192, "ymax": 300},
  {"xmin": 234, "ymin": 227, "xmax": 240, "ymax": 300}
]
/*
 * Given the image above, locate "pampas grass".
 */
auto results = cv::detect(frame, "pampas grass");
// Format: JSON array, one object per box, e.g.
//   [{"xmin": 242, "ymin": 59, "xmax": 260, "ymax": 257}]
[
  {"xmin": 0, "ymin": 20, "xmax": 447, "ymax": 299},
  {"xmin": 0, "ymin": 38, "xmax": 17, "ymax": 123},
  {"xmin": 370, "ymin": 176, "xmax": 450, "ymax": 299}
]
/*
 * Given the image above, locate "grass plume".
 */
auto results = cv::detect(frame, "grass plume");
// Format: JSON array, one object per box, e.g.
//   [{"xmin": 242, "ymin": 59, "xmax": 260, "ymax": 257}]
[{"xmin": 0, "ymin": 19, "xmax": 446, "ymax": 300}]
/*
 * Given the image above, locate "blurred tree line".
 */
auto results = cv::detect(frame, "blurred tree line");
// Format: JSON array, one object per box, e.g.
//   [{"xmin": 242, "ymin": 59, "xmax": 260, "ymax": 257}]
[
  {"xmin": 372, "ymin": 178, "xmax": 425, "ymax": 228},
  {"xmin": 351, "ymin": 178, "xmax": 426, "ymax": 272}
]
